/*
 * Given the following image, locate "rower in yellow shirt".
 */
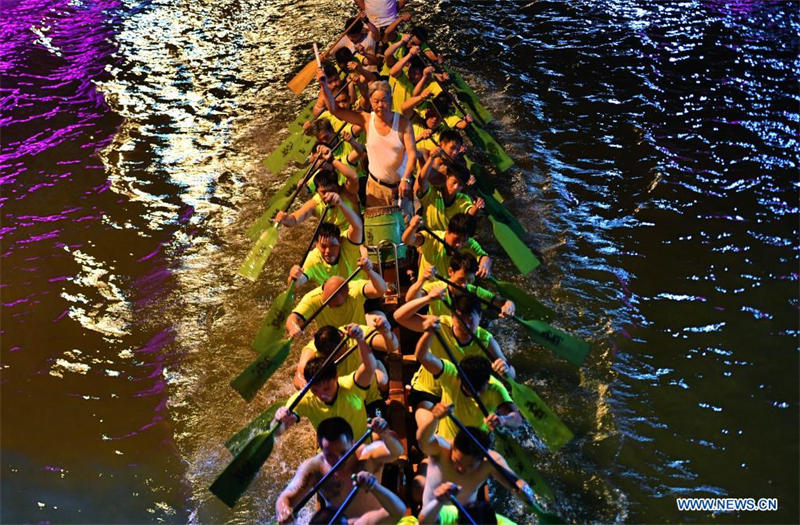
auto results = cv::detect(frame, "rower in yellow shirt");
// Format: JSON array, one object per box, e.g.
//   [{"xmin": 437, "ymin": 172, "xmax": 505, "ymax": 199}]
[
  {"xmin": 273, "ymin": 324, "xmax": 377, "ymax": 439},
  {"xmin": 394, "ymin": 290, "xmax": 516, "ymax": 408},
  {"xmin": 402, "ymin": 212, "xmax": 492, "ymax": 280},
  {"xmin": 285, "ymin": 256, "xmax": 387, "ymax": 338}
]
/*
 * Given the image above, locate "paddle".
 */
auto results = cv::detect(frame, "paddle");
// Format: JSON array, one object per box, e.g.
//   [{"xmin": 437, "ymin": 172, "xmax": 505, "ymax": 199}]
[
  {"xmin": 292, "ymin": 421, "xmax": 376, "ymax": 516},
  {"xmin": 328, "ymin": 479, "xmax": 360, "ymax": 525},
  {"xmin": 247, "ymin": 130, "xmax": 346, "ymax": 242},
  {"xmin": 441, "ymin": 298, "xmax": 574, "ymax": 453},
  {"xmin": 447, "ymin": 413, "xmax": 563, "ymax": 524},
  {"xmin": 227, "ymin": 334, "xmax": 350, "ymax": 456},
  {"xmin": 288, "ymin": 16, "xmax": 363, "ymax": 95},
  {"xmin": 264, "ymin": 81, "xmax": 353, "ymax": 176},
  {"xmin": 419, "ymin": 55, "xmax": 514, "ymax": 173},
  {"xmin": 422, "ymin": 41, "xmax": 495, "ymax": 126},
  {"xmin": 481, "ymin": 275, "xmax": 554, "ymax": 322},
  {"xmin": 252, "ymin": 205, "xmax": 331, "ymax": 352},
  {"xmin": 228, "ymin": 327, "xmax": 374, "ymax": 456},
  {"xmin": 210, "ymin": 341, "xmax": 354, "ymax": 508},
  {"xmin": 436, "ymin": 274, "xmax": 588, "ymax": 366},
  {"xmin": 230, "ymin": 266, "xmax": 362, "ymax": 401}
]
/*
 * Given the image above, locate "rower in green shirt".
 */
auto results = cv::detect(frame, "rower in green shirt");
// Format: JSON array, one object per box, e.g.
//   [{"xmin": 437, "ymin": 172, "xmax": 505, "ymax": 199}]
[
  {"xmin": 394, "ymin": 291, "xmax": 516, "ymax": 408},
  {"xmin": 405, "ymin": 252, "xmax": 515, "ymax": 318},
  {"xmin": 286, "ymin": 192, "xmax": 366, "ymax": 289},
  {"xmin": 402, "ymin": 212, "xmax": 492, "ymax": 280}
]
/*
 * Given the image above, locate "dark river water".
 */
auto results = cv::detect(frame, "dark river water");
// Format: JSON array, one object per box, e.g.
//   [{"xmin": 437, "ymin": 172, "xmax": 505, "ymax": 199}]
[{"xmin": 1, "ymin": 0, "xmax": 797, "ymax": 523}]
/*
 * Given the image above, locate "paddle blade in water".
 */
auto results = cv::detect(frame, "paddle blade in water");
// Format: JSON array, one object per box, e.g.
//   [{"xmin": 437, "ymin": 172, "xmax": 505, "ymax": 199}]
[
  {"xmin": 230, "ymin": 339, "xmax": 291, "ymax": 402},
  {"xmin": 485, "ymin": 277, "xmax": 554, "ymax": 322},
  {"xmin": 264, "ymin": 132, "xmax": 301, "ymax": 175},
  {"xmin": 506, "ymin": 377, "xmax": 574, "ymax": 452},
  {"xmin": 288, "ymin": 59, "xmax": 318, "ymax": 95},
  {"xmin": 445, "ymin": 66, "xmax": 494, "ymax": 125},
  {"xmin": 246, "ymin": 169, "xmax": 307, "ymax": 241},
  {"xmin": 465, "ymin": 123, "xmax": 514, "ymax": 173},
  {"xmin": 287, "ymin": 100, "xmax": 317, "ymax": 134},
  {"xmin": 238, "ymin": 226, "xmax": 280, "ymax": 282},
  {"xmin": 225, "ymin": 401, "xmax": 284, "ymax": 456},
  {"xmin": 519, "ymin": 318, "xmax": 590, "ymax": 367},
  {"xmin": 252, "ymin": 282, "xmax": 295, "ymax": 352},
  {"xmin": 489, "ymin": 216, "xmax": 540, "ymax": 275},
  {"xmin": 493, "ymin": 431, "xmax": 554, "ymax": 501},
  {"xmin": 209, "ymin": 427, "xmax": 278, "ymax": 508}
]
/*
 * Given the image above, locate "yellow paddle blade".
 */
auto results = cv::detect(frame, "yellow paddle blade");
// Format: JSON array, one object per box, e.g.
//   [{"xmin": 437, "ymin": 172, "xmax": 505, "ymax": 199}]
[
  {"xmin": 507, "ymin": 377, "xmax": 574, "ymax": 452},
  {"xmin": 238, "ymin": 225, "xmax": 280, "ymax": 281},
  {"xmin": 288, "ymin": 60, "xmax": 318, "ymax": 95}
]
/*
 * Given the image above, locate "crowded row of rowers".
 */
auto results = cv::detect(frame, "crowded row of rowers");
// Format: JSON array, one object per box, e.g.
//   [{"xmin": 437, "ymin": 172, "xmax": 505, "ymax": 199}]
[{"xmin": 270, "ymin": 293, "xmax": 532, "ymax": 525}]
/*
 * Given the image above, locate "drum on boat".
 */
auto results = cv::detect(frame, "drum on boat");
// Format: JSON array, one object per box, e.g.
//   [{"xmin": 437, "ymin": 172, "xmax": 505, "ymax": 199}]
[{"xmin": 364, "ymin": 206, "xmax": 407, "ymax": 264}]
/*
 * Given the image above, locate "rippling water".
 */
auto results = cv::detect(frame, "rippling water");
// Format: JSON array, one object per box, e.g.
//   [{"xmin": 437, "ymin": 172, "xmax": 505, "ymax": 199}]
[{"xmin": 2, "ymin": 0, "xmax": 797, "ymax": 522}]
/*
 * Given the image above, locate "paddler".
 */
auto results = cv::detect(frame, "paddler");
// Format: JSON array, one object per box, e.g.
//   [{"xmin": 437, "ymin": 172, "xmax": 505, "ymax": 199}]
[
  {"xmin": 306, "ymin": 472, "xmax": 408, "ymax": 525},
  {"xmin": 415, "ymin": 134, "xmax": 484, "ymax": 230},
  {"xmin": 273, "ymin": 324, "xmax": 378, "ymax": 438},
  {"xmin": 416, "ymin": 403, "xmax": 537, "ymax": 508},
  {"xmin": 353, "ymin": 0, "xmax": 407, "ymax": 32},
  {"xmin": 286, "ymin": 193, "xmax": 365, "ymax": 289},
  {"xmin": 404, "ymin": 253, "xmax": 515, "ymax": 318},
  {"xmin": 293, "ymin": 320, "xmax": 397, "ymax": 415},
  {"xmin": 414, "ymin": 319, "xmax": 522, "ymax": 439},
  {"xmin": 275, "ymin": 170, "xmax": 359, "ymax": 235},
  {"xmin": 275, "ymin": 415, "xmax": 405, "ymax": 524},
  {"xmin": 394, "ymin": 291, "xmax": 516, "ymax": 408},
  {"xmin": 318, "ymin": 71, "xmax": 417, "ymax": 222},
  {"xmin": 402, "ymin": 212, "xmax": 493, "ymax": 279},
  {"xmin": 285, "ymin": 256, "xmax": 387, "ymax": 338}
]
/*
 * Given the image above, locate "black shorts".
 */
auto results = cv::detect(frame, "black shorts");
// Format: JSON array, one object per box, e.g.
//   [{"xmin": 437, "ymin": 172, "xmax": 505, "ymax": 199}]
[{"xmin": 408, "ymin": 388, "xmax": 441, "ymax": 409}]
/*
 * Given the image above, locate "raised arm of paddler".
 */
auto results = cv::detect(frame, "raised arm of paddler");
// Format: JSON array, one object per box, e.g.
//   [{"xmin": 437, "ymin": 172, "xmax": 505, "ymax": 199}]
[
  {"xmin": 416, "ymin": 402, "xmax": 451, "ymax": 456},
  {"xmin": 348, "ymin": 323, "xmax": 377, "ymax": 389},
  {"xmin": 357, "ymin": 256, "xmax": 387, "ymax": 298},
  {"xmin": 362, "ymin": 416, "xmax": 404, "ymax": 461},
  {"xmin": 319, "ymin": 68, "xmax": 368, "ymax": 130},
  {"xmin": 401, "ymin": 213, "xmax": 424, "ymax": 247},
  {"xmin": 415, "ymin": 321, "xmax": 445, "ymax": 377},
  {"xmin": 400, "ymin": 86, "xmax": 433, "ymax": 118},
  {"xmin": 321, "ymin": 192, "xmax": 362, "ymax": 244},
  {"xmin": 393, "ymin": 284, "xmax": 445, "ymax": 331},
  {"xmin": 353, "ymin": 471, "xmax": 408, "ymax": 524},
  {"xmin": 369, "ymin": 315, "xmax": 398, "ymax": 353},
  {"xmin": 382, "ymin": 33, "xmax": 411, "ymax": 67},
  {"xmin": 413, "ymin": 145, "xmax": 437, "ymax": 197},
  {"xmin": 404, "ymin": 264, "xmax": 436, "ymax": 302},
  {"xmin": 314, "ymin": 64, "xmax": 344, "ymax": 117},
  {"xmin": 389, "ymin": 44, "xmax": 420, "ymax": 77},
  {"xmin": 381, "ymin": 11, "xmax": 411, "ymax": 43}
]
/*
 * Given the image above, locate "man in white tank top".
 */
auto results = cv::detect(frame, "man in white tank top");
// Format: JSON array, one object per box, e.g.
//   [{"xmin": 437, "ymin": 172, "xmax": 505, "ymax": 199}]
[{"xmin": 353, "ymin": 0, "xmax": 407, "ymax": 29}]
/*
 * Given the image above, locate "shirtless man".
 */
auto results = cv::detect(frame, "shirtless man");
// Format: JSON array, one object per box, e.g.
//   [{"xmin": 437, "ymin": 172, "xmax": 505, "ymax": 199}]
[
  {"xmin": 275, "ymin": 416, "xmax": 404, "ymax": 524},
  {"xmin": 307, "ymin": 472, "xmax": 407, "ymax": 525},
  {"xmin": 416, "ymin": 403, "xmax": 536, "ymax": 508}
]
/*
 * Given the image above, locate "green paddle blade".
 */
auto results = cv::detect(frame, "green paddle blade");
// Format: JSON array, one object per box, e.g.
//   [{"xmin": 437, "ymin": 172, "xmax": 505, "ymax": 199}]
[
  {"xmin": 444, "ymin": 66, "xmax": 494, "ymax": 126},
  {"xmin": 263, "ymin": 132, "xmax": 302, "ymax": 175},
  {"xmin": 252, "ymin": 282, "xmax": 295, "ymax": 352},
  {"xmin": 518, "ymin": 318, "xmax": 590, "ymax": 367},
  {"xmin": 225, "ymin": 401, "xmax": 285, "ymax": 456},
  {"xmin": 506, "ymin": 377, "xmax": 573, "ymax": 452},
  {"xmin": 238, "ymin": 225, "xmax": 280, "ymax": 282},
  {"xmin": 230, "ymin": 339, "xmax": 291, "ymax": 402},
  {"xmin": 489, "ymin": 216, "xmax": 540, "ymax": 275},
  {"xmin": 287, "ymin": 99, "xmax": 317, "ymax": 134},
  {"xmin": 246, "ymin": 169, "xmax": 307, "ymax": 241},
  {"xmin": 465, "ymin": 157, "xmax": 505, "ymax": 204},
  {"xmin": 209, "ymin": 426, "xmax": 278, "ymax": 508},
  {"xmin": 493, "ymin": 431, "xmax": 554, "ymax": 501},
  {"xmin": 484, "ymin": 277, "xmax": 554, "ymax": 322},
  {"xmin": 465, "ymin": 123, "xmax": 514, "ymax": 173}
]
